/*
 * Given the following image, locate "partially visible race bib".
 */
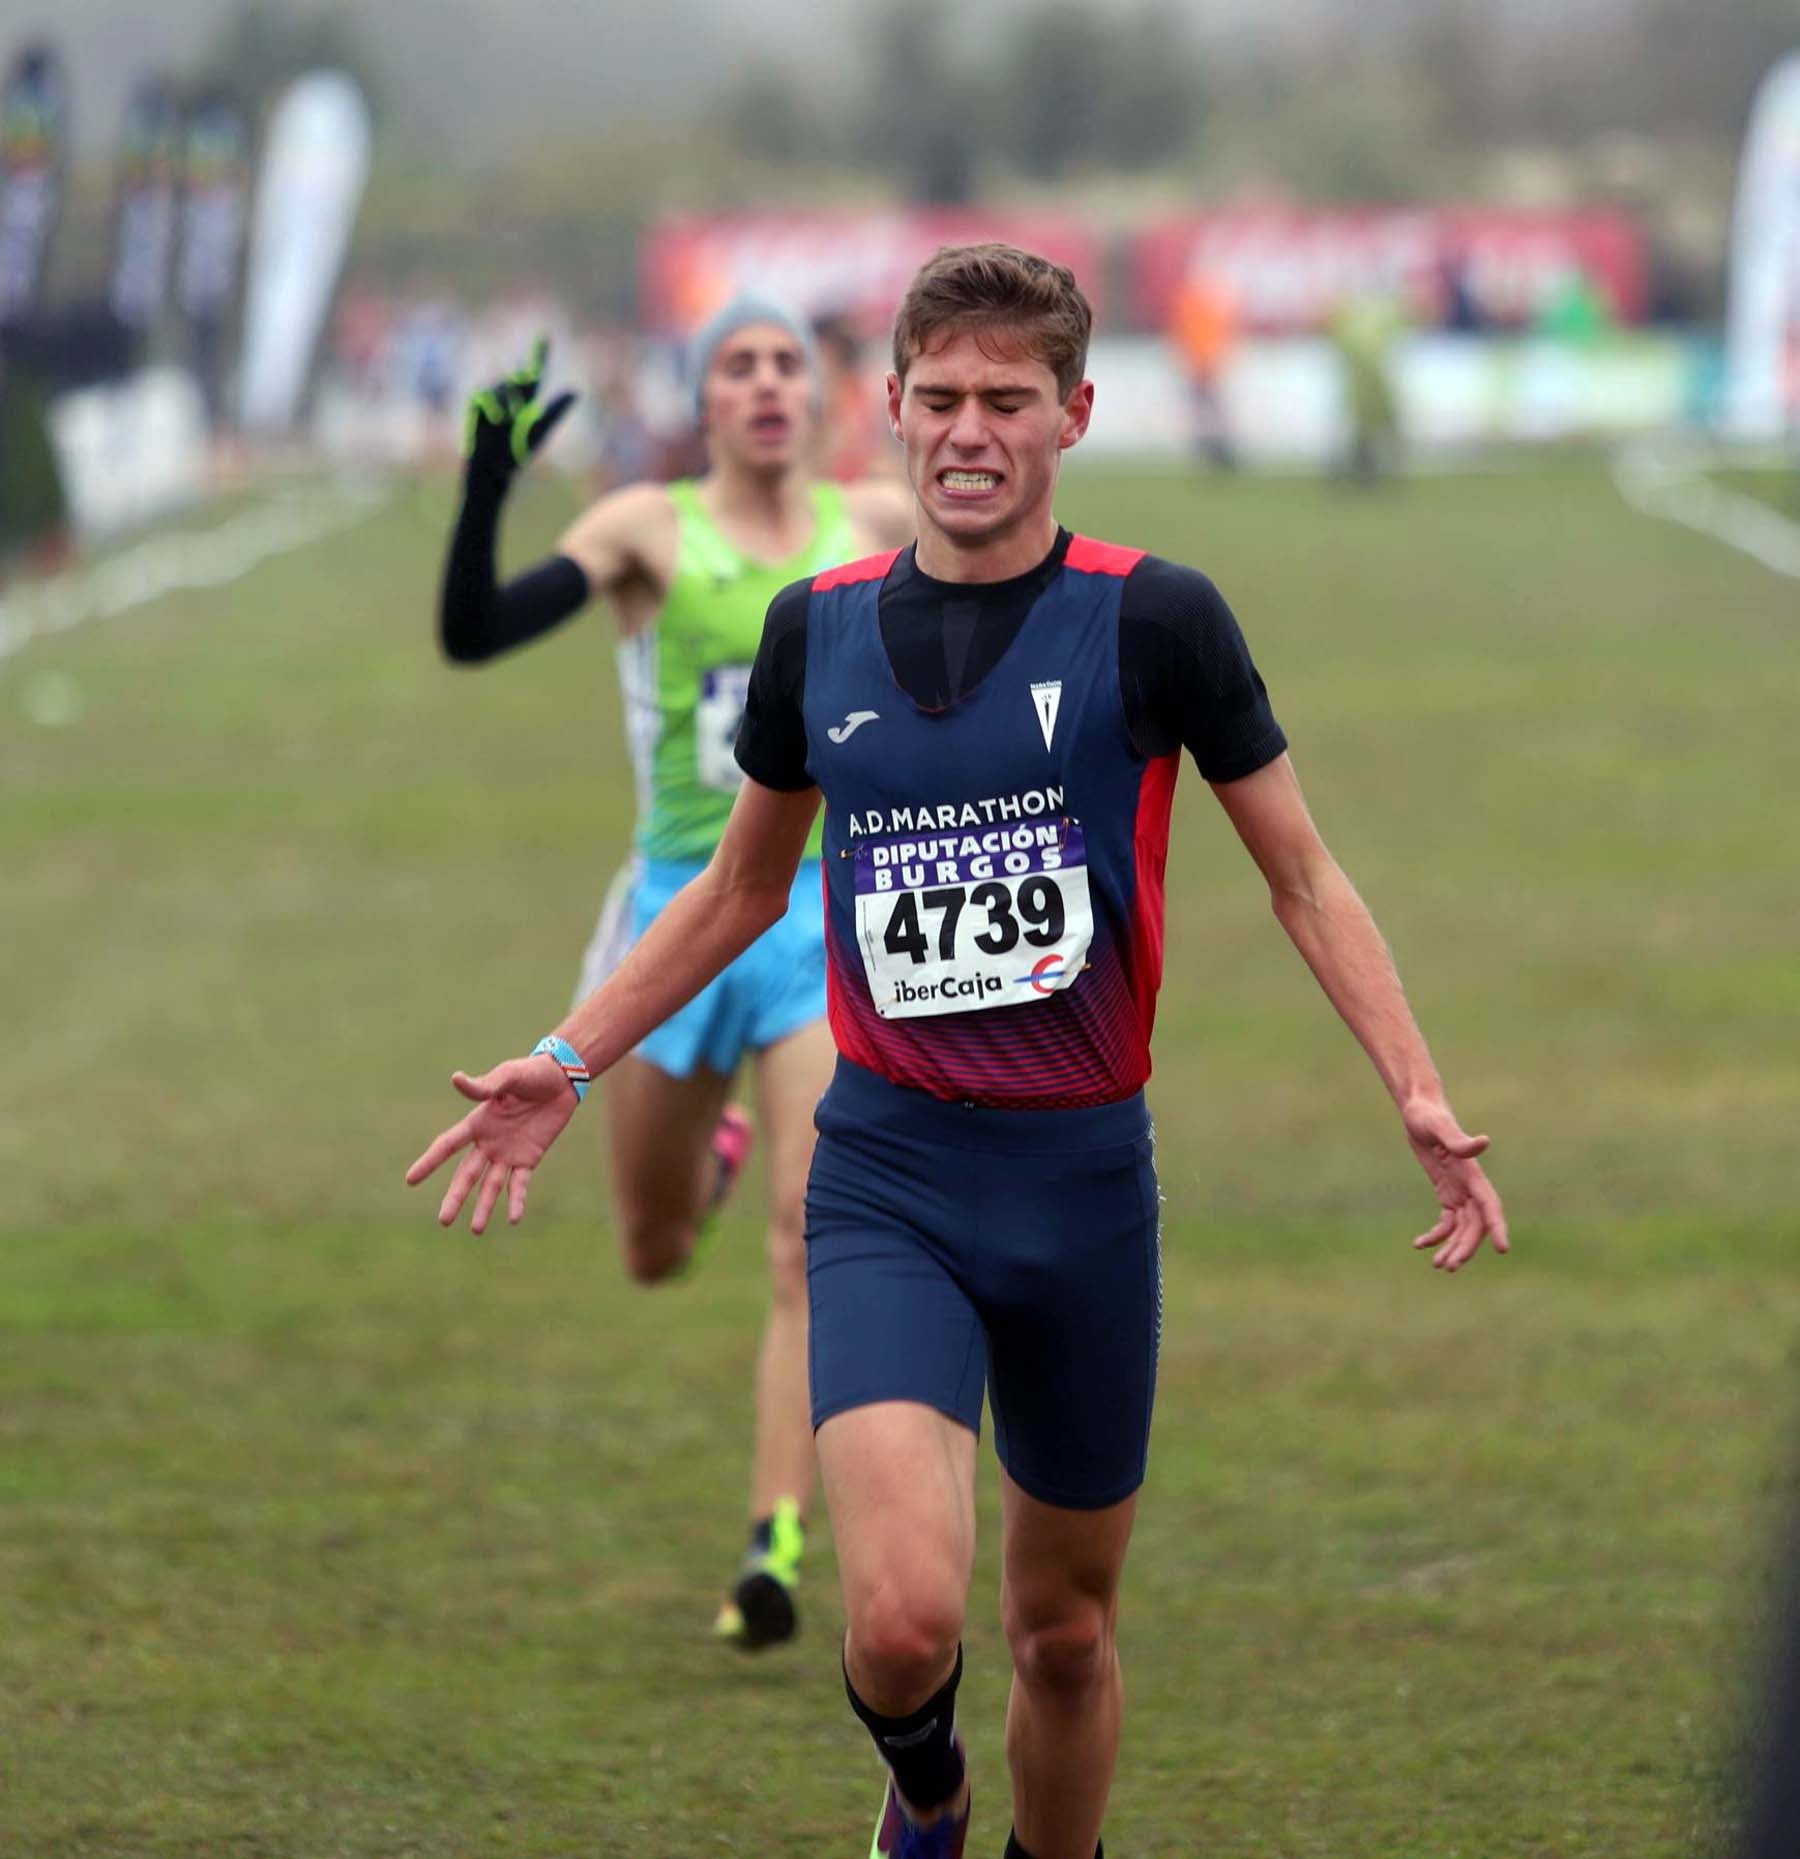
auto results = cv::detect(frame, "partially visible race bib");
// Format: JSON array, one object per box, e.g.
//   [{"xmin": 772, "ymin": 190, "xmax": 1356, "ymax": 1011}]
[
  {"xmin": 853, "ymin": 819, "xmax": 1093, "ymax": 1019},
  {"xmin": 696, "ymin": 663, "xmax": 752, "ymax": 792}
]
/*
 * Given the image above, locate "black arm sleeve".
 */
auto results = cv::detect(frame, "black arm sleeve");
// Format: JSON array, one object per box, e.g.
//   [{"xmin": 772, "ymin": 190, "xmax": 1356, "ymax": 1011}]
[
  {"xmin": 1119, "ymin": 558, "xmax": 1287, "ymax": 782},
  {"xmin": 438, "ymin": 473, "xmax": 589, "ymax": 663},
  {"xmin": 734, "ymin": 579, "xmax": 815, "ymax": 791}
]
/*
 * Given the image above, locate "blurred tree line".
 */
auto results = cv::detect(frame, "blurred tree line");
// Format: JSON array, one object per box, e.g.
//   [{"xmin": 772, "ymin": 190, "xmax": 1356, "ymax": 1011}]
[
  {"xmin": 726, "ymin": 0, "xmax": 1202, "ymax": 197},
  {"xmin": 176, "ymin": 0, "xmax": 1800, "ymax": 320},
  {"xmin": 722, "ymin": 0, "xmax": 1799, "ymax": 207},
  {"xmin": 190, "ymin": 0, "xmax": 382, "ymax": 119}
]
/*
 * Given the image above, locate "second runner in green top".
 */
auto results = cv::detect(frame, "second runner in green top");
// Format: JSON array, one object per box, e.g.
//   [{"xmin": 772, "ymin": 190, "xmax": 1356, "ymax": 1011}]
[
  {"xmin": 437, "ymin": 297, "xmax": 911, "ymax": 1651},
  {"xmin": 619, "ymin": 477, "xmax": 851, "ymax": 863}
]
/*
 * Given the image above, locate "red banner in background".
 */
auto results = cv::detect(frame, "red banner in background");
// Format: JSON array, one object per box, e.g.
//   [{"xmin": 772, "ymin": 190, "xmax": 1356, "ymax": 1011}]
[
  {"xmin": 640, "ymin": 207, "xmax": 1647, "ymax": 340},
  {"xmin": 1130, "ymin": 208, "xmax": 1648, "ymax": 335},
  {"xmin": 640, "ymin": 211, "xmax": 1105, "ymax": 336}
]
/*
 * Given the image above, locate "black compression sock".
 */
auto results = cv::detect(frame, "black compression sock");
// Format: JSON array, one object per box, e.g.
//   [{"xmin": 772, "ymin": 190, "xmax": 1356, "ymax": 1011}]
[
  {"xmin": 1004, "ymin": 1836, "xmax": 1103, "ymax": 1859},
  {"xmin": 748, "ymin": 1515, "xmax": 773, "ymax": 1554},
  {"xmin": 845, "ymin": 1644, "xmax": 966, "ymax": 1812}
]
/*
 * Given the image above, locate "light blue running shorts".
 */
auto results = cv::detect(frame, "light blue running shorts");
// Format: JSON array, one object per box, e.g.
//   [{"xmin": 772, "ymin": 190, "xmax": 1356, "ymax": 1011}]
[{"xmin": 574, "ymin": 856, "xmax": 827, "ymax": 1080}]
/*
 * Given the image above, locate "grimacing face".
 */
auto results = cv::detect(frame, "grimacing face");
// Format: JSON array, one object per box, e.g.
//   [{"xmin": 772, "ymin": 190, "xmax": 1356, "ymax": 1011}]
[
  {"xmin": 702, "ymin": 322, "xmax": 815, "ymax": 469},
  {"xmin": 887, "ymin": 327, "xmax": 1093, "ymax": 552}
]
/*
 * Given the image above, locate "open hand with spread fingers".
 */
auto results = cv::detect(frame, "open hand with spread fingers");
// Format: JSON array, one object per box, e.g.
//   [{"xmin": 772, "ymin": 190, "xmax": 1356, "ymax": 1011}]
[
  {"xmin": 1401, "ymin": 1098, "xmax": 1509, "ymax": 1272},
  {"xmin": 404, "ymin": 1050, "xmax": 582, "ymax": 1235}
]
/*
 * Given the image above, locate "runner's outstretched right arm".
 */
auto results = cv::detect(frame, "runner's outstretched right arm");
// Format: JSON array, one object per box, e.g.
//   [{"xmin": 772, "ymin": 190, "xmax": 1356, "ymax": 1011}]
[{"xmin": 405, "ymin": 776, "xmax": 821, "ymax": 1233}]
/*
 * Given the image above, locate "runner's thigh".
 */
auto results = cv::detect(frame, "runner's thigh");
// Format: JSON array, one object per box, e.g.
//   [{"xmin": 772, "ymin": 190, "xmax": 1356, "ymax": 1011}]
[
  {"xmin": 976, "ymin": 1132, "xmax": 1161, "ymax": 1513},
  {"xmin": 805, "ymin": 1122, "xmax": 988, "ymax": 1440},
  {"xmin": 819, "ymin": 1399, "xmax": 979, "ymax": 1639},
  {"xmin": 753, "ymin": 1016, "xmax": 836, "ymax": 1237},
  {"xmin": 605, "ymin": 1054, "xmax": 732, "ymax": 1247}
]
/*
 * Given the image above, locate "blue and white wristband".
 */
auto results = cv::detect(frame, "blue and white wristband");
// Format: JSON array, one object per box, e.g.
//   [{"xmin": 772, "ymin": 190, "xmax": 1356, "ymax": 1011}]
[{"xmin": 530, "ymin": 1033, "xmax": 591, "ymax": 1103}]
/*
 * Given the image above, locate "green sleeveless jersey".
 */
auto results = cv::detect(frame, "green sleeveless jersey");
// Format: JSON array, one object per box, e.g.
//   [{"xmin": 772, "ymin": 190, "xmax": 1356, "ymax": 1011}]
[{"xmin": 618, "ymin": 479, "xmax": 851, "ymax": 862}]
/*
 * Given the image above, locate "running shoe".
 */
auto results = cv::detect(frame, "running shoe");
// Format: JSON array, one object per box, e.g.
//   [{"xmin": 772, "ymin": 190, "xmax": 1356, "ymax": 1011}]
[
  {"xmin": 867, "ymin": 1770, "xmax": 970, "ymax": 1858},
  {"xmin": 713, "ymin": 1495, "xmax": 804, "ymax": 1649}
]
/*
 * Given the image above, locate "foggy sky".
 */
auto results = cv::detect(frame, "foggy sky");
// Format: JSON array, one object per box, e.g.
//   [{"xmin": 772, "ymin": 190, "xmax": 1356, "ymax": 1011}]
[{"xmin": 21, "ymin": 0, "xmax": 1649, "ymax": 158}]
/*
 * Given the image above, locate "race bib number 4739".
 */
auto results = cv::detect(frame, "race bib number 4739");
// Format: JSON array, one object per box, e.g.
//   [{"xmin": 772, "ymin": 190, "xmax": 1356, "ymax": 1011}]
[{"xmin": 852, "ymin": 819, "xmax": 1093, "ymax": 1019}]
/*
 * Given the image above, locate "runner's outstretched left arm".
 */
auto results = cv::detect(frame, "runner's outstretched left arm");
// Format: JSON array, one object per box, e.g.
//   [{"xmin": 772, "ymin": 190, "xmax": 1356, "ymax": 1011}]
[
  {"xmin": 1211, "ymin": 752, "xmax": 1509, "ymax": 1272},
  {"xmin": 405, "ymin": 777, "xmax": 821, "ymax": 1234}
]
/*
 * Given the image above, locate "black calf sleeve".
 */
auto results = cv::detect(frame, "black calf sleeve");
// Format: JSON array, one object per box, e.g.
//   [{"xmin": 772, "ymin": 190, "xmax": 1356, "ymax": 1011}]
[
  {"xmin": 845, "ymin": 1644, "xmax": 966, "ymax": 1812},
  {"xmin": 1005, "ymin": 1836, "xmax": 1103, "ymax": 1859}
]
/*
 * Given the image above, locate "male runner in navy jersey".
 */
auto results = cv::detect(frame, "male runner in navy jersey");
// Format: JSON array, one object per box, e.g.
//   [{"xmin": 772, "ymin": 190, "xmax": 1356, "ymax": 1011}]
[{"xmin": 407, "ymin": 244, "xmax": 1509, "ymax": 1859}]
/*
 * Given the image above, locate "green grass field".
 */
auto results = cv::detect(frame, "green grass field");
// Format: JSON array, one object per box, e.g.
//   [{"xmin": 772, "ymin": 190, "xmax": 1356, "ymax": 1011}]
[{"xmin": 4, "ymin": 459, "xmax": 1797, "ymax": 1856}]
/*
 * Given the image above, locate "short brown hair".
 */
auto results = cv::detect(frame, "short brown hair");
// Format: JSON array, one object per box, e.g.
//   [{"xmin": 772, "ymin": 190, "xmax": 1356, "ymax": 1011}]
[{"xmin": 892, "ymin": 243, "xmax": 1093, "ymax": 400}]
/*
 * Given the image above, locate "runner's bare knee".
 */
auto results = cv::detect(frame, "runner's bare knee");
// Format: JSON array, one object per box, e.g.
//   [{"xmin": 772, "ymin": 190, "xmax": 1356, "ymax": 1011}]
[
  {"xmin": 1004, "ymin": 1592, "xmax": 1114, "ymax": 1697},
  {"xmin": 849, "ymin": 1575, "xmax": 966, "ymax": 1703},
  {"xmin": 619, "ymin": 1214, "xmax": 698, "ymax": 1284},
  {"xmin": 765, "ymin": 1201, "xmax": 807, "ymax": 1308}
]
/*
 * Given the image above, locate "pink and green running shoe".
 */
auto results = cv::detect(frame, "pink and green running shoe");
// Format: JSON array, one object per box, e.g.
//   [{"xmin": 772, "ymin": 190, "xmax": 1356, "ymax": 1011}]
[
  {"xmin": 867, "ymin": 1767, "xmax": 969, "ymax": 1858},
  {"xmin": 706, "ymin": 1104, "xmax": 754, "ymax": 1217}
]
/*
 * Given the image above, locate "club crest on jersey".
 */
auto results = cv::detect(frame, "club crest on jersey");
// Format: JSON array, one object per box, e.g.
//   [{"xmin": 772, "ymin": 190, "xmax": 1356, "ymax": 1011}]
[{"xmin": 1030, "ymin": 680, "xmax": 1062, "ymax": 751}]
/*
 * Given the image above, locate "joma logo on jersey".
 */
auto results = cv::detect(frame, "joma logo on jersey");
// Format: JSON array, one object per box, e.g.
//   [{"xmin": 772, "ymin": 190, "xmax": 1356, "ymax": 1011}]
[{"xmin": 827, "ymin": 710, "xmax": 880, "ymax": 744}]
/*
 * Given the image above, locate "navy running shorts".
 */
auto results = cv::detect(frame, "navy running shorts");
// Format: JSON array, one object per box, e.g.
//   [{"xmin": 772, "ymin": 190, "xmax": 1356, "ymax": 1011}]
[{"xmin": 805, "ymin": 1058, "xmax": 1163, "ymax": 1511}]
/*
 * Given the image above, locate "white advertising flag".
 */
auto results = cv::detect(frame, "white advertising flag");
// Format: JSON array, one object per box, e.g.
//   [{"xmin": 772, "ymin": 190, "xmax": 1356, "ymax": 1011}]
[
  {"xmin": 239, "ymin": 71, "xmax": 371, "ymax": 435},
  {"xmin": 1724, "ymin": 51, "xmax": 1800, "ymax": 439}
]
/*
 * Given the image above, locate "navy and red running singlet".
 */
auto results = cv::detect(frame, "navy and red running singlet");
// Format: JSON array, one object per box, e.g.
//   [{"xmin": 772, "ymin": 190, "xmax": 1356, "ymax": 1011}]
[{"xmin": 738, "ymin": 533, "xmax": 1283, "ymax": 1109}]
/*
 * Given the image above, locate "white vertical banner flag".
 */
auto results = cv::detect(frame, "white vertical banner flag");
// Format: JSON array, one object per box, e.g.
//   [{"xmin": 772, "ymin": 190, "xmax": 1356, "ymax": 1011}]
[
  {"xmin": 1724, "ymin": 51, "xmax": 1800, "ymax": 440},
  {"xmin": 238, "ymin": 71, "xmax": 371, "ymax": 435}
]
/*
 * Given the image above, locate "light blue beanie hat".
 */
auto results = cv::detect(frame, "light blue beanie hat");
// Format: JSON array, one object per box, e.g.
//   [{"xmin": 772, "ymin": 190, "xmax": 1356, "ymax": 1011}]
[{"xmin": 688, "ymin": 293, "xmax": 822, "ymax": 418}]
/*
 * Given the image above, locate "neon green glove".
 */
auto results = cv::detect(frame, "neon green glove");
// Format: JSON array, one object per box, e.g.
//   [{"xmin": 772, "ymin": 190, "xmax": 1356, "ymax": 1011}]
[{"xmin": 462, "ymin": 335, "xmax": 577, "ymax": 485}]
